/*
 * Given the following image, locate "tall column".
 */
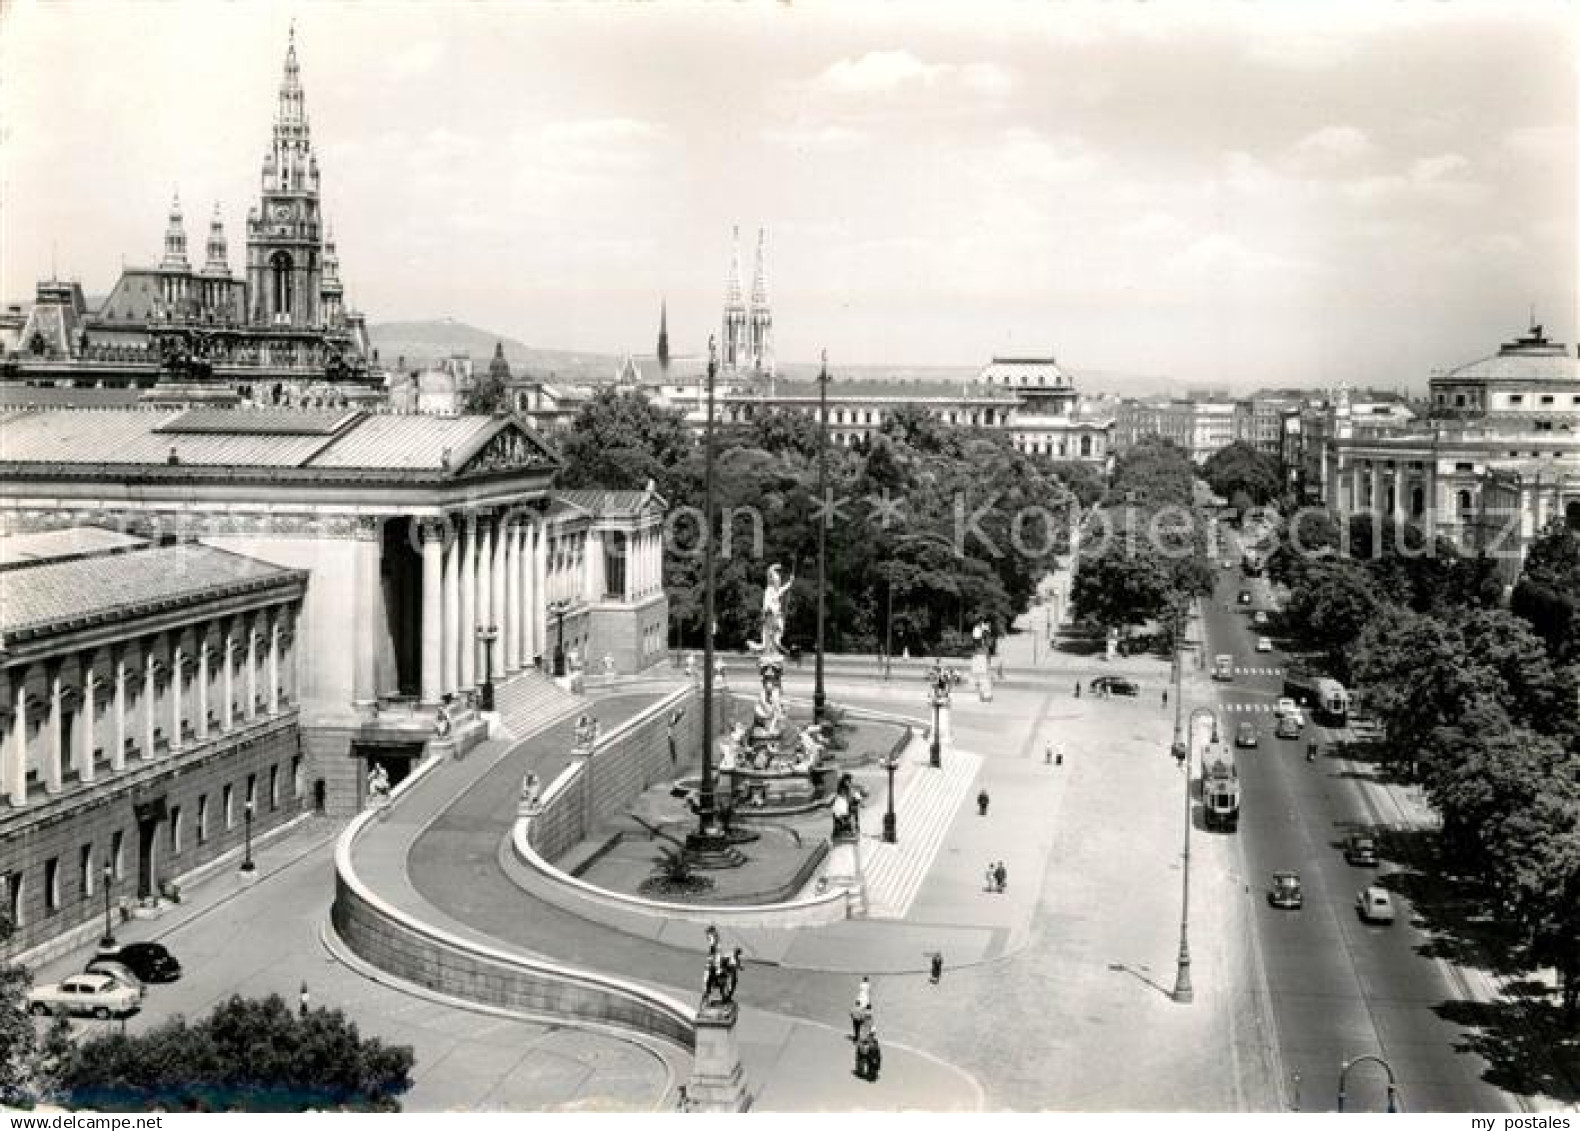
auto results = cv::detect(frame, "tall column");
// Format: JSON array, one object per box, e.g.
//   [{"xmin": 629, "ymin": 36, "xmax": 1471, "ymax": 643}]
[
  {"xmin": 491, "ymin": 517, "xmax": 507, "ymax": 678},
  {"xmin": 352, "ymin": 521, "xmax": 380, "ymax": 706},
  {"xmin": 505, "ymin": 521, "xmax": 522, "ymax": 673},
  {"xmin": 268, "ymin": 622, "xmax": 281, "ymax": 716},
  {"xmin": 518, "ymin": 521, "xmax": 534, "ymax": 666},
  {"xmin": 420, "ymin": 520, "xmax": 444, "ymax": 705},
  {"xmin": 1369, "ymin": 464, "xmax": 1382, "ymax": 517},
  {"xmin": 78, "ymin": 656, "xmax": 97, "ymax": 783},
  {"xmin": 459, "ymin": 517, "xmax": 477, "ymax": 690},
  {"xmin": 622, "ymin": 532, "xmax": 634, "ymax": 603},
  {"xmin": 533, "ymin": 517, "xmax": 549, "ymax": 658},
  {"xmin": 111, "ymin": 651, "xmax": 127, "ymax": 773},
  {"xmin": 196, "ymin": 638, "xmax": 211, "ymax": 741},
  {"xmin": 476, "ymin": 517, "xmax": 495, "ymax": 677},
  {"xmin": 6, "ymin": 669, "xmax": 26, "ymax": 807},
  {"xmin": 246, "ymin": 621, "xmax": 259, "ymax": 720},
  {"xmin": 221, "ymin": 630, "xmax": 235, "ymax": 732},
  {"xmin": 44, "ymin": 668, "xmax": 62, "ymax": 794},
  {"xmin": 169, "ymin": 641, "xmax": 185, "ymax": 753},
  {"xmin": 441, "ymin": 522, "xmax": 460, "ymax": 694},
  {"xmin": 143, "ymin": 647, "xmax": 157, "ymax": 758}
]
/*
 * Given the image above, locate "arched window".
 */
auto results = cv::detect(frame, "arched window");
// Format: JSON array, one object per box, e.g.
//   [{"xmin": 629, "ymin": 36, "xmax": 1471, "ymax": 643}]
[
  {"xmin": 1411, "ymin": 486, "xmax": 1425, "ymax": 516},
  {"xmin": 1080, "ymin": 435, "xmax": 1092, "ymax": 457},
  {"xmin": 270, "ymin": 251, "xmax": 294, "ymax": 318},
  {"xmin": 1457, "ymin": 489, "xmax": 1472, "ymax": 513}
]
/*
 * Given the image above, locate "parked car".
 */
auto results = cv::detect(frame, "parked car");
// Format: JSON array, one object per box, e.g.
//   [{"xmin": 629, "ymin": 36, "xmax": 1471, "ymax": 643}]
[
  {"xmin": 1268, "ymin": 871, "xmax": 1304, "ymax": 909},
  {"xmin": 92, "ymin": 941, "xmax": 182, "ymax": 983},
  {"xmin": 1275, "ymin": 714, "xmax": 1302, "ymax": 739},
  {"xmin": 1256, "ymin": 636, "xmax": 1274, "ymax": 653},
  {"xmin": 1356, "ymin": 885, "xmax": 1396, "ymax": 924},
  {"xmin": 1275, "ymin": 697, "xmax": 1297, "ymax": 717},
  {"xmin": 1089, "ymin": 676, "xmax": 1140, "ymax": 696},
  {"xmin": 1253, "ymin": 610, "xmax": 1270, "ymax": 626},
  {"xmin": 1345, "ymin": 835, "xmax": 1380, "ymax": 866},
  {"xmin": 27, "ymin": 973, "xmax": 141, "ymax": 1019},
  {"xmin": 1235, "ymin": 721, "xmax": 1259, "ymax": 748},
  {"xmin": 82, "ymin": 959, "xmax": 146, "ymax": 999}
]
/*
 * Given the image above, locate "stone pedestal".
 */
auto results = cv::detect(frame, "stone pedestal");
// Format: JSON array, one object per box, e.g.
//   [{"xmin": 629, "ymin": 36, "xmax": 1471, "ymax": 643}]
[
  {"xmin": 688, "ymin": 1001, "xmax": 752, "ymax": 1112},
  {"xmin": 821, "ymin": 834, "xmax": 867, "ymax": 916},
  {"xmin": 938, "ymin": 700, "xmax": 953, "ymax": 749}
]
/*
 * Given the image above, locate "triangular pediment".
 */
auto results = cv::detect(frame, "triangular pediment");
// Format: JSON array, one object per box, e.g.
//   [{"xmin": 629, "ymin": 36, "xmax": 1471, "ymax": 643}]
[{"xmin": 453, "ymin": 418, "xmax": 562, "ymax": 478}]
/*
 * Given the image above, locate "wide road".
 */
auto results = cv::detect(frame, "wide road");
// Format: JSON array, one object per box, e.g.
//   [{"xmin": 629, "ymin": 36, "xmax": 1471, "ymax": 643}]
[{"xmin": 1202, "ymin": 543, "xmax": 1510, "ymax": 1113}]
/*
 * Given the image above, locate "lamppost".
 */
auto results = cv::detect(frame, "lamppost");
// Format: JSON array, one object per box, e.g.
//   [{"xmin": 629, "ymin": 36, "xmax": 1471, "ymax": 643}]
[
  {"xmin": 688, "ymin": 336, "xmax": 727, "ymax": 854},
  {"xmin": 98, "ymin": 863, "xmax": 116, "ymax": 949},
  {"xmin": 929, "ymin": 676, "xmax": 944, "ymax": 769},
  {"xmin": 549, "ymin": 599, "xmax": 571, "ymax": 677},
  {"xmin": 813, "ymin": 350, "xmax": 830, "ymax": 723},
  {"xmin": 1175, "ymin": 700, "xmax": 1218, "ymax": 1006},
  {"xmin": 476, "ymin": 623, "xmax": 499, "ymax": 710},
  {"xmin": 241, "ymin": 799, "xmax": 256, "ymax": 873},
  {"xmin": 1337, "ymin": 1054, "xmax": 1401, "ymax": 1112},
  {"xmin": 881, "ymin": 751, "xmax": 900, "ymax": 843}
]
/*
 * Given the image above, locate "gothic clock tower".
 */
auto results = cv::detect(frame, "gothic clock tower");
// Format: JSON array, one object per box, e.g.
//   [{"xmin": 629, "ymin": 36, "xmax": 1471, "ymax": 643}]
[{"xmin": 246, "ymin": 28, "xmax": 323, "ymax": 328}]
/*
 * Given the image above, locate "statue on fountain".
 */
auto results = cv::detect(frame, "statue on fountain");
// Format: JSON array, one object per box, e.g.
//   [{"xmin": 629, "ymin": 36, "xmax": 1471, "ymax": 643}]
[
  {"xmin": 794, "ymin": 721, "xmax": 828, "ymax": 772},
  {"xmin": 748, "ymin": 563, "xmax": 794, "ymax": 665}
]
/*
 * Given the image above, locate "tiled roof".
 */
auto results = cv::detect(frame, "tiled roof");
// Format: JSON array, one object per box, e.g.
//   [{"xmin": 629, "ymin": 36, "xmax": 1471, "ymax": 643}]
[
  {"xmin": 0, "ymin": 386, "xmax": 144, "ymax": 409},
  {"xmin": 0, "ymin": 409, "xmax": 335, "ymax": 466},
  {"xmin": 0, "ymin": 527, "xmax": 148, "ymax": 567},
  {"xmin": 1436, "ymin": 350, "xmax": 1579, "ymax": 385},
  {"xmin": 1, "ymin": 543, "xmax": 301, "ymax": 639},
  {"xmin": 157, "ymin": 407, "xmax": 359, "ymax": 435},
  {"xmin": 304, "ymin": 413, "xmax": 498, "ymax": 470},
  {"xmin": 553, "ymin": 488, "xmax": 660, "ymax": 518}
]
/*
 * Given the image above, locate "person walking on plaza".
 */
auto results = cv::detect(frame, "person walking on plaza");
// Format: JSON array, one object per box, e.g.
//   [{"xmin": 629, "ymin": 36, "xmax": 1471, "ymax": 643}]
[
  {"xmin": 1074, "ymin": 680, "xmax": 1081, "ymax": 699},
  {"xmin": 985, "ymin": 862, "xmax": 996, "ymax": 892},
  {"xmin": 930, "ymin": 953, "xmax": 944, "ymax": 984},
  {"xmin": 1045, "ymin": 742, "xmax": 1053, "ymax": 765},
  {"xmin": 1162, "ymin": 687, "xmax": 1168, "ymax": 709},
  {"xmin": 994, "ymin": 861, "xmax": 1008, "ymax": 893},
  {"xmin": 977, "ymin": 788, "xmax": 990, "ymax": 816},
  {"xmin": 855, "ymin": 975, "xmax": 871, "ymax": 1012}
]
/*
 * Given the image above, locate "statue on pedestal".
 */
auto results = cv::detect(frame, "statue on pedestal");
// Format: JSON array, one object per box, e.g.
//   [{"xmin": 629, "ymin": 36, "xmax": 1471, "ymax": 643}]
[
  {"xmin": 573, "ymin": 713, "xmax": 599, "ymax": 752},
  {"xmin": 748, "ymin": 563, "xmax": 794, "ymax": 663}
]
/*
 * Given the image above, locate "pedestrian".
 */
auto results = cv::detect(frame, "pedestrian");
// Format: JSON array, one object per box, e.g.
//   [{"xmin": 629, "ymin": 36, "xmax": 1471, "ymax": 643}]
[
  {"xmin": 930, "ymin": 953, "xmax": 944, "ymax": 984},
  {"xmin": 994, "ymin": 861, "xmax": 1008, "ymax": 893},
  {"xmin": 1056, "ymin": 748, "xmax": 1064, "ymax": 766},
  {"xmin": 1162, "ymin": 687, "xmax": 1168, "ymax": 708},
  {"xmin": 1074, "ymin": 681, "xmax": 1081, "ymax": 699},
  {"xmin": 1044, "ymin": 742, "xmax": 1053, "ymax": 765},
  {"xmin": 985, "ymin": 862, "xmax": 996, "ymax": 892},
  {"xmin": 298, "ymin": 981, "xmax": 310, "ymax": 1018},
  {"xmin": 850, "ymin": 1001, "xmax": 870, "ymax": 1042},
  {"xmin": 977, "ymin": 788, "xmax": 990, "ymax": 816},
  {"xmin": 855, "ymin": 975, "xmax": 871, "ymax": 1012}
]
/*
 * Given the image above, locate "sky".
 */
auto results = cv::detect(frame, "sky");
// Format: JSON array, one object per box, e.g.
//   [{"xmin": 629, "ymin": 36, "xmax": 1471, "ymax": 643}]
[{"xmin": 2, "ymin": 1, "xmax": 1575, "ymax": 391}]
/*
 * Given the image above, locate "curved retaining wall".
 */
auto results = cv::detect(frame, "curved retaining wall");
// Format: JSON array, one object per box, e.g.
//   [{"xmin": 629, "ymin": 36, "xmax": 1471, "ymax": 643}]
[{"xmin": 331, "ymin": 758, "xmax": 696, "ymax": 1053}]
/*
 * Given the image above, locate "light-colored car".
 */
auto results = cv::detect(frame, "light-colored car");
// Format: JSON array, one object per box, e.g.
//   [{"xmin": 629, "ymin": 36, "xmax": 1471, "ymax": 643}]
[
  {"xmin": 27, "ymin": 972, "xmax": 141, "ymax": 1019},
  {"xmin": 1253, "ymin": 610, "xmax": 1270, "ymax": 626},
  {"xmin": 1356, "ymin": 886, "xmax": 1396, "ymax": 924},
  {"xmin": 83, "ymin": 959, "xmax": 146, "ymax": 999},
  {"xmin": 1256, "ymin": 636, "xmax": 1273, "ymax": 653},
  {"xmin": 1275, "ymin": 697, "xmax": 1297, "ymax": 717}
]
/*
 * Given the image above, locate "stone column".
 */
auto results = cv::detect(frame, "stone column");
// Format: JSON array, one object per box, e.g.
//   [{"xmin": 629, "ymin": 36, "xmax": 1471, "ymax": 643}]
[
  {"xmin": 246, "ymin": 621, "xmax": 259, "ymax": 720},
  {"xmin": 169, "ymin": 642, "xmax": 185, "ymax": 752},
  {"xmin": 44, "ymin": 668, "xmax": 63, "ymax": 794},
  {"xmin": 518, "ymin": 521, "xmax": 534, "ymax": 665},
  {"xmin": 221, "ymin": 630, "xmax": 235, "ymax": 732},
  {"xmin": 7, "ymin": 669, "xmax": 28, "ymax": 807},
  {"xmin": 505, "ymin": 520, "xmax": 522, "ymax": 673},
  {"xmin": 196, "ymin": 638, "xmax": 211, "ymax": 741},
  {"xmin": 491, "ymin": 517, "xmax": 507, "ymax": 677},
  {"xmin": 441, "ymin": 520, "xmax": 460, "ymax": 694},
  {"xmin": 1369, "ymin": 463, "xmax": 1382, "ymax": 518},
  {"xmin": 111, "ymin": 651, "xmax": 127, "ymax": 773},
  {"xmin": 268, "ymin": 622, "xmax": 281, "ymax": 717},
  {"xmin": 78, "ymin": 656, "xmax": 97, "ymax": 783},
  {"xmin": 476, "ymin": 517, "xmax": 495, "ymax": 676},
  {"xmin": 459, "ymin": 516, "xmax": 477, "ymax": 690},
  {"xmin": 351, "ymin": 520, "xmax": 380, "ymax": 707},
  {"xmin": 533, "ymin": 516, "xmax": 549, "ymax": 664},
  {"xmin": 143, "ymin": 647, "xmax": 158, "ymax": 758},
  {"xmin": 420, "ymin": 520, "xmax": 445, "ymax": 705}
]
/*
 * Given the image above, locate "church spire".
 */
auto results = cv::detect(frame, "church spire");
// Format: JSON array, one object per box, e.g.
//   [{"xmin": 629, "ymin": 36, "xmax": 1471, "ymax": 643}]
[
  {"xmin": 747, "ymin": 227, "xmax": 774, "ymax": 376},
  {"xmin": 657, "ymin": 298, "xmax": 670, "ymax": 370},
  {"xmin": 724, "ymin": 225, "xmax": 744, "ymax": 309},
  {"xmin": 161, "ymin": 191, "xmax": 189, "ymax": 269},
  {"xmin": 750, "ymin": 227, "xmax": 769, "ymax": 309},
  {"xmin": 202, "ymin": 203, "xmax": 229, "ymax": 276}
]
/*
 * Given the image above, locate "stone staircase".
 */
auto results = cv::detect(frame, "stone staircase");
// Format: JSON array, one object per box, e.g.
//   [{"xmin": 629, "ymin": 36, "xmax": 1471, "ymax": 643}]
[
  {"xmin": 491, "ymin": 669, "xmax": 584, "ymax": 742},
  {"xmin": 860, "ymin": 738, "xmax": 982, "ymax": 919}
]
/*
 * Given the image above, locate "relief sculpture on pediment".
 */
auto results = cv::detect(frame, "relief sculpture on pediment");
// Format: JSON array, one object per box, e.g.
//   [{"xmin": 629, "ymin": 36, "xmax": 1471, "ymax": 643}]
[{"xmin": 460, "ymin": 428, "xmax": 552, "ymax": 476}]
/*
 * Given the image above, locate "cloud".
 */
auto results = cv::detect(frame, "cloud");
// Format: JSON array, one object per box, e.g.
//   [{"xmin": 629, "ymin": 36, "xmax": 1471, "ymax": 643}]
[
  {"xmin": 812, "ymin": 51, "xmax": 1014, "ymax": 99},
  {"xmin": 1338, "ymin": 152, "xmax": 1482, "ymax": 208},
  {"xmin": 1502, "ymin": 125, "xmax": 1570, "ymax": 161},
  {"xmin": 764, "ymin": 123, "xmax": 867, "ymax": 153},
  {"xmin": 1284, "ymin": 125, "xmax": 1375, "ymax": 172},
  {"xmin": 387, "ymin": 40, "xmax": 442, "ymax": 78},
  {"xmin": 997, "ymin": 128, "xmax": 1098, "ymax": 184},
  {"xmin": 539, "ymin": 118, "xmax": 663, "ymax": 148}
]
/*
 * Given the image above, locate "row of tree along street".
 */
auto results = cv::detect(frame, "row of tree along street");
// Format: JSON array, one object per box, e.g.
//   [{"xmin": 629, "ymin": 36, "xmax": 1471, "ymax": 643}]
[
  {"xmin": 1267, "ymin": 500, "xmax": 1580, "ymax": 1029},
  {"xmin": 557, "ymin": 387, "xmax": 1105, "ymax": 657}
]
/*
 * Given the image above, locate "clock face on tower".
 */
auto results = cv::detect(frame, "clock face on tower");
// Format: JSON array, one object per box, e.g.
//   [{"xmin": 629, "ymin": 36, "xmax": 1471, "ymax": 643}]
[{"xmin": 272, "ymin": 203, "xmax": 292, "ymax": 220}]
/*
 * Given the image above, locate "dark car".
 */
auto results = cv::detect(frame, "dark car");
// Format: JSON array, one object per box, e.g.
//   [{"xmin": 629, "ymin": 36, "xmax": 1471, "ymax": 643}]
[
  {"xmin": 1268, "ymin": 871, "xmax": 1303, "ymax": 910},
  {"xmin": 1089, "ymin": 676, "xmax": 1140, "ymax": 696},
  {"xmin": 1235, "ymin": 721, "xmax": 1259, "ymax": 748},
  {"xmin": 93, "ymin": 941, "xmax": 182, "ymax": 983},
  {"xmin": 1275, "ymin": 715, "xmax": 1302, "ymax": 739},
  {"xmin": 1345, "ymin": 835, "xmax": 1379, "ymax": 867}
]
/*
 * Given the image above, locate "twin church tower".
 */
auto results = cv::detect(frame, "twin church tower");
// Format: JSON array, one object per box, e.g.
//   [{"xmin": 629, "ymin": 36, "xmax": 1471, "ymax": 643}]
[{"xmin": 659, "ymin": 225, "xmax": 773, "ymax": 377}]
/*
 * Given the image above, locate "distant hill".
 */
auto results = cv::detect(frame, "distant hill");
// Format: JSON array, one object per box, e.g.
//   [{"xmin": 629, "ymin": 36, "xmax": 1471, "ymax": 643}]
[{"xmin": 367, "ymin": 318, "xmax": 1185, "ymax": 395}]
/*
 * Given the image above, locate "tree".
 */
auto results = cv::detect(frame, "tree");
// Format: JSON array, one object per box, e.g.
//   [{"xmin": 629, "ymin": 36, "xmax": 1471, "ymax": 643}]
[
  {"xmin": 1283, "ymin": 558, "xmax": 1381, "ymax": 678},
  {"xmin": 1201, "ymin": 442, "xmax": 1282, "ymax": 509},
  {"xmin": 1452, "ymin": 608, "xmax": 1577, "ymax": 739},
  {"xmin": 58, "ymin": 993, "xmax": 414, "ymax": 1112},
  {"xmin": 557, "ymin": 388, "xmax": 696, "ymax": 499},
  {"xmin": 1512, "ymin": 518, "xmax": 1580, "ymax": 664},
  {"xmin": 1045, "ymin": 460, "xmax": 1106, "ymax": 508},
  {"xmin": 740, "ymin": 407, "xmax": 821, "ymax": 460},
  {"xmin": 0, "ymin": 914, "xmax": 70, "ymax": 1109},
  {"xmin": 1267, "ymin": 508, "xmax": 1342, "ymax": 588}
]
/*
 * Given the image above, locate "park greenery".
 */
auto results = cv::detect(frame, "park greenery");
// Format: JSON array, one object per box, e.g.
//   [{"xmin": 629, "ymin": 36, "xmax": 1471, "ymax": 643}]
[
  {"xmin": 1200, "ymin": 441, "xmax": 1284, "ymax": 511},
  {"xmin": 1273, "ymin": 512, "xmax": 1580, "ymax": 1026},
  {"xmin": 558, "ymin": 391, "xmax": 1082, "ymax": 657}
]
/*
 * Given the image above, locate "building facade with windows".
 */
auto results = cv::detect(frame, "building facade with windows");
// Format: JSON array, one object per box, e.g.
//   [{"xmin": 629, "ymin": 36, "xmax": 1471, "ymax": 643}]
[{"xmin": 1, "ymin": 529, "xmax": 307, "ymax": 959}]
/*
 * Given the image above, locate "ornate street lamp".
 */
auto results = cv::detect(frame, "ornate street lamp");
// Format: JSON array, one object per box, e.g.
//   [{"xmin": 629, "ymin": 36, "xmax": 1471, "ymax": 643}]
[
  {"xmin": 814, "ymin": 350, "xmax": 830, "ymax": 723},
  {"xmin": 881, "ymin": 751, "xmax": 900, "ymax": 843},
  {"xmin": 241, "ymin": 799, "xmax": 256, "ymax": 873},
  {"xmin": 476, "ymin": 623, "xmax": 499, "ymax": 710},
  {"xmin": 929, "ymin": 667, "xmax": 947, "ymax": 769},
  {"xmin": 689, "ymin": 337, "xmax": 727, "ymax": 854},
  {"xmin": 549, "ymin": 599, "xmax": 571, "ymax": 676},
  {"xmin": 1175, "ymin": 700, "xmax": 1218, "ymax": 1006},
  {"xmin": 99, "ymin": 863, "xmax": 116, "ymax": 949}
]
